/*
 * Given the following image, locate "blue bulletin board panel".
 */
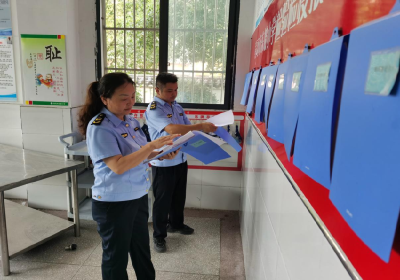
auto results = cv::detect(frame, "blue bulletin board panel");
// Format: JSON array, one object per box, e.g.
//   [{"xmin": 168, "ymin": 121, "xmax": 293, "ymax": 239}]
[
  {"xmin": 283, "ymin": 53, "xmax": 309, "ymax": 160},
  {"xmin": 267, "ymin": 61, "xmax": 290, "ymax": 143},
  {"xmin": 246, "ymin": 69, "xmax": 261, "ymax": 113},
  {"xmin": 293, "ymin": 35, "xmax": 348, "ymax": 189},
  {"xmin": 330, "ymin": 11, "xmax": 400, "ymax": 262},
  {"xmin": 240, "ymin": 72, "xmax": 253, "ymax": 105},
  {"xmin": 254, "ymin": 67, "xmax": 268, "ymax": 123}
]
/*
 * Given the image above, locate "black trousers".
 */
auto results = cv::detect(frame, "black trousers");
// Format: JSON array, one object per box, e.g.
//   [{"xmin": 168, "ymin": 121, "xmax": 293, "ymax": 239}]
[
  {"xmin": 92, "ymin": 195, "xmax": 155, "ymax": 280},
  {"xmin": 152, "ymin": 161, "xmax": 188, "ymax": 239}
]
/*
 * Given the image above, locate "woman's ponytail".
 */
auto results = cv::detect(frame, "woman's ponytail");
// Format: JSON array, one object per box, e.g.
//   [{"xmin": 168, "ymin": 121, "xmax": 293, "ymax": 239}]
[{"xmin": 78, "ymin": 81, "xmax": 104, "ymax": 136}]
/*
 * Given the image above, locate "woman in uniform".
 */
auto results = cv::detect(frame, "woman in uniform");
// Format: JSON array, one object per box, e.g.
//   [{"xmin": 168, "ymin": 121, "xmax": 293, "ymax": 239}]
[{"xmin": 78, "ymin": 72, "xmax": 179, "ymax": 280}]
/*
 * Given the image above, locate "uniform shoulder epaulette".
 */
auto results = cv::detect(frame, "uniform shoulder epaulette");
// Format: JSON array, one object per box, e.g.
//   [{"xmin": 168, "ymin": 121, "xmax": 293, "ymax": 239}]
[
  {"xmin": 92, "ymin": 113, "xmax": 105, "ymax": 125},
  {"xmin": 150, "ymin": 101, "xmax": 157, "ymax": 110}
]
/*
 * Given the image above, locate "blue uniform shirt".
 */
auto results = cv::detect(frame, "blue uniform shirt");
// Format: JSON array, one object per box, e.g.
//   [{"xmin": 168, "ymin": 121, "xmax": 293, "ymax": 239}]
[
  {"xmin": 145, "ymin": 96, "xmax": 191, "ymax": 167},
  {"xmin": 87, "ymin": 107, "xmax": 151, "ymax": 202}
]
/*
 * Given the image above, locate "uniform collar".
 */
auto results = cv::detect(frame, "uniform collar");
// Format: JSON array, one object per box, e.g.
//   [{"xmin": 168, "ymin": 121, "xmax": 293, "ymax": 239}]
[
  {"xmin": 154, "ymin": 96, "xmax": 177, "ymax": 106},
  {"xmin": 100, "ymin": 107, "xmax": 128, "ymax": 127}
]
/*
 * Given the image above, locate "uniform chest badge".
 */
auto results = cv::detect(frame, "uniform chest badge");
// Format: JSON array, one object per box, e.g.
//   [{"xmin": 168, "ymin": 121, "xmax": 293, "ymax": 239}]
[
  {"xmin": 179, "ymin": 113, "xmax": 183, "ymax": 116},
  {"xmin": 134, "ymin": 127, "xmax": 140, "ymax": 131},
  {"xmin": 121, "ymin": 133, "xmax": 128, "ymax": 138},
  {"xmin": 167, "ymin": 114, "xmax": 173, "ymax": 118},
  {"xmin": 150, "ymin": 101, "xmax": 157, "ymax": 110},
  {"xmin": 92, "ymin": 113, "xmax": 105, "ymax": 125}
]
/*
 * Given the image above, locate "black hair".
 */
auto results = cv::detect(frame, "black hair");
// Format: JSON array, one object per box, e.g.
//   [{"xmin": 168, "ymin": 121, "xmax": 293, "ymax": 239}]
[
  {"xmin": 78, "ymin": 72, "xmax": 135, "ymax": 136},
  {"xmin": 156, "ymin": 72, "xmax": 178, "ymax": 90}
]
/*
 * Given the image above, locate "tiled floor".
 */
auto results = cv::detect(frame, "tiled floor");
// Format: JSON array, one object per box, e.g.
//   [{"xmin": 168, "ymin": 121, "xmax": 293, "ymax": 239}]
[{"xmin": 0, "ymin": 204, "xmax": 245, "ymax": 280}]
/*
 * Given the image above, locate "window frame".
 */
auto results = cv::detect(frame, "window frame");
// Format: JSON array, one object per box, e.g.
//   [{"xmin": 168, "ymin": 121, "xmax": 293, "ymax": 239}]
[{"xmin": 96, "ymin": 0, "xmax": 240, "ymax": 110}]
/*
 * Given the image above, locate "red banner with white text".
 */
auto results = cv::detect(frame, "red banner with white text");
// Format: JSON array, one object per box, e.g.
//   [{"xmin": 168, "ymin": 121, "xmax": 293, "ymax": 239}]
[{"xmin": 249, "ymin": 0, "xmax": 396, "ymax": 70}]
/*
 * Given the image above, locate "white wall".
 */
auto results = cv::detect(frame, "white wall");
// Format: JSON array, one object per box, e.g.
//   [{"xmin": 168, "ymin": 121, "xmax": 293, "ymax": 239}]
[
  {"xmin": 233, "ymin": 0, "xmax": 255, "ymax": 112},
  {"xmin": 1, "ymin": 0, "xmax": 96, "ymax": 205},
  {"xmin": 240, "ymin": 118, "xmax": 351, "ymax": 280}
]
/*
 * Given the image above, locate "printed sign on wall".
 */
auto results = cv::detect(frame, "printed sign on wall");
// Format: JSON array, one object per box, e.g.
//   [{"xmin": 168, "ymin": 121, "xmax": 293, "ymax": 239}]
[{"xmin": 21, "ymin": 34, "xmax": 68, "ymax": 106}]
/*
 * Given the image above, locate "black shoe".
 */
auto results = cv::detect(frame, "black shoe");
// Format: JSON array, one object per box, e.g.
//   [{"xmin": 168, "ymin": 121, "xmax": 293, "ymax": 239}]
[
  {"xmin": 153, "ymin": 237, "xmax": 166, "ymax": 253},
  {"xmin": 166, "ymin": 224, "xmax": 194, "ymax": 235}
]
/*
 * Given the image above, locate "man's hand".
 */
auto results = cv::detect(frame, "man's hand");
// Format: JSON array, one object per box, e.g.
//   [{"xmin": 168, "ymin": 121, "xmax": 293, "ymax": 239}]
[
  {"xmin": 159, "ymin": 148, "xmax": 181, "ymax": 160},
  {"xmin": 201, "ymin": 122, "xmax": 218, "ymax": 133}
]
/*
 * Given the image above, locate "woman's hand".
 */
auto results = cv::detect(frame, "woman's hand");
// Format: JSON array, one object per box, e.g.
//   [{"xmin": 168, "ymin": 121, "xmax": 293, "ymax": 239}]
[
  {"xmin": 148, "ymin": 134, "xmax": 180, "ymax": 150},
  {"xmin": 159, "ymin": 148, "xmax": 181, "ymax": 160}
]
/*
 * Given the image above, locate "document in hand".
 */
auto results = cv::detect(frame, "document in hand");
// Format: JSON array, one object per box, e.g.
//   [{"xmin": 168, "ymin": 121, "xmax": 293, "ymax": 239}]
[
  {"xmin": 206, "ymin": 110, "xmax": 234, "ymax": 126},
  {"xmin": 148, "ymin": 131, "xmax": 231, "ymax": 164}
]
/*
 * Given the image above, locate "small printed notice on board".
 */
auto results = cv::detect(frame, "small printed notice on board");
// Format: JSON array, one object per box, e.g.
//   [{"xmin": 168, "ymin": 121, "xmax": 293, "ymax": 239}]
[
  {"xmin": 21, "ymin": 34, "xmax": 68, "ymax": 106},
  {"xmin": 0, "ymin": 0, "xmax": 17, "ymax": 102}
]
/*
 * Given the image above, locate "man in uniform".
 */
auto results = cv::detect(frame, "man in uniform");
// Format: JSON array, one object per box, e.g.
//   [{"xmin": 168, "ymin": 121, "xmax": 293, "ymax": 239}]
[{"xmin": 145, "ymin": 72, "xmax": 217, "ymax": 253}]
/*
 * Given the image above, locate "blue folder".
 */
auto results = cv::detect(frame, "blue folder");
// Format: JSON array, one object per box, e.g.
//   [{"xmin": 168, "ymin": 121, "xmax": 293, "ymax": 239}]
[
  {"xmin": 293, "ymin": 32, "xmax": 348, "ymax": 189},
  {"xmin": 263, "ymin": 64, "xmax": 280, "ymax": 128},
  {"xmin": 240, "ymin": 72, "xmax": 253, "ymax": 105},
  {"xmin": 267, "ymin": 60, "xmax": 291, "ymax": 143},
  {"xmin": 246, "ymin": 69, "xmax": 261, "ymax": 113},
  {"xmin": 254, "ymin": 68, "xmax": 267, "ymax": 123},
  {"xmin": 181, "ymin": 133, "xmax": 231, "ymax": 165},
  {"xmin": 283, "ymin": 51, "xmax": 309, "ymax": 160},
  {"xmin": 329, "ymin": 8, "xmax": 400, "ymax": 262},
  {"xmin": 254, "ymin": 65, "xmax": 279, "ymax": 123}
]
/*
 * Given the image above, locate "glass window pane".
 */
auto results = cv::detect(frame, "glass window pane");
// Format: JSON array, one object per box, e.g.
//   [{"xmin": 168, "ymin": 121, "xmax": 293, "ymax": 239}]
[
  {"xmin": 174, "ymin": 31, "xmax": 184, "ymax": 71},
  {"xmin": 182, "ymin": 73, "xmax": 193, "ymax": 103},
  {"xmin": 213, "ymin": 73, "xmax": 223, "ymax": 104},
  {"xmin": 168, "ymin": 31, "xmax": 174, "ymax": 71},
  {"xmin": 184, "ymin": 32, "xmax": 194, "ymax": 71},
  {"xmin": 135, "ymin": 31, "xmax": 145, "ymax": 69},
  {"xmin": 194, "ymin": 32, "xmax": 204, "ymax": 71},
  {"xmin": 155, "ymin": 1, "xmax": 160, "ymax": 28},
  {"xmin": 115, "ymin": 0, "xmax": 124, "ymax": 28},
  {"xmin": 169, "ymin": 0, "xmax": 175, "ymax": 29},
  {"xmin": 145, "ymin": 71, "xmax": 155, "ymax": 102},
  {"xmin": 216, "ymin": 0, "xmax": 227, "ymax": 29},
  {"xmin": 105, "ymin": 0, "xmax": 115, "ymax": 27},
  {"xmin": 202, "ymin": 72, "xmax": 212, "ymax": 103},
  {"xmin": 116, "ymin": 30, "xmax": 125, "ymax": 69},
  {"xmin": 175, "ymin": 0, "xmax": 185, "ymax": 29},
  {"xmin": 206, "ymin": 0, "xmax": 215, "ymax": 30},
  {"xmin": 145, "ymin": 31, "xmax": 155, "ymax": 69},
  {"xmin": 146, "ymin": 0, "xmax": 154, "ymax": 28},
  {"xmin": 136, "ymin": 70, "xmax": 145, "ymax": 102},
  {"xmin": 126, "ymin": 30, "xmax": 134, "ymax": 69},
  {"xmin": 193, "ymin": 73, "xmax": 203, "ymax": 103},
  {"xmin": 155, "ymin": 31, "xmax": 159, "ymax": 69},
  {"xmin": 214, "ymin": 32, "xmax": 224, "ymax": 71},
  {"xmin": 106, "ymin": 30, "xmax": 116, "ymax": 68},
  {"xmin": 125, "ymin": 0, "xmax": 134, "ymax": 28},
  {"xmin": 194, "ymin": 0, "xmax": 204, "ymax": 29},
  {"xmin": 135, "ymin": 0, "xmax": 144, "ymax": 28},
  {"xmin": 204, "ymin": 32, "xmax": 213, "ymax": 71},
  {"xmin": 185, "ymin": 0, "xmax": 195, "ymax": 29}
]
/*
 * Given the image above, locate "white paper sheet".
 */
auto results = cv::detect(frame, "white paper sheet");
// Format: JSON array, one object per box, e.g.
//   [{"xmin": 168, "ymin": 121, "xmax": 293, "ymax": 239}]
[{"xmin": 206, "ymin": 110, "xmax": 234, "ymax": 127}]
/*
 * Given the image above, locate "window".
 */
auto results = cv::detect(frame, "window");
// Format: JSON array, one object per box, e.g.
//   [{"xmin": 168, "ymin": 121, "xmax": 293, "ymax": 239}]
[{"xmin": 99, "ymin": 0, "xmax": 238, "ymax": 108}]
